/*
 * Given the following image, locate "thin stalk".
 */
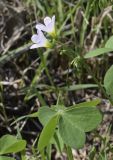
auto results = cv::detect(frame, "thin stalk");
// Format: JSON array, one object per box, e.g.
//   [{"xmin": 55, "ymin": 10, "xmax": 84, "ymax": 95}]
[
  {"xmin": 39, "ymin": 50, "xmax": 60, "ymax": 98},
  {"xmin": 46, "ymin": 144, "xmax": 52, "ymax": 160},
  {"xmin": 0, "ymin": 85, "xmax": 8, "ymax": 121},
  {"xmin": 41, "ymin": 150, "xmax": 46, "ymax": 160},
  {"xmin": 65, "ymin": 145, "xmax": 74, "ymax": 160},
  {"xmin": 80, "ymin": 0, "xmax": 96, "ymax": 47},
  {"xmin": 39, "ymin": 51, "xmax": 55, "ymax": 87},
  {"xmin": 21, "ymin": 150, "xmax": 26, "ymax": 160},
  {"xmin": 35, "ymin": 90, "xmax": 46, "ymax": 106},
  {"xmin": 54, "ymin": 132, "xmax": 62, "ymax": 154},
  {"xmin": 58, "ymin": 0, "xmax": 82, "ymax": 35}
]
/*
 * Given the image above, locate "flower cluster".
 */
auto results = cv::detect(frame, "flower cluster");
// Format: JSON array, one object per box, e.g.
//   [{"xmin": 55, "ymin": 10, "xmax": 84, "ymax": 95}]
[{"xmin": 30, "ymin": 15, "xmax": 56, "ymax": 49}]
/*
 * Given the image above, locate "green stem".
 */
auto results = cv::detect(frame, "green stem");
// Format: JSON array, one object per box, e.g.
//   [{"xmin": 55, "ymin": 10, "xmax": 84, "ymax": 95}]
[
  {"xmin": 21, "ymin": 150, "xmax": 26, "ymax": 160},
  {"xmin": 58, "ymin": 0, "xmax": 82, "ymax": 35},
  {"xmin": 39, "ymin": 51, "xmax": 55, "ymax": 87},
  {"xmin": 41, "ymin": 150, "xmax": 46, "ymax": 160},
  {"xmin": 46, "ymin": 144, "xmax": 52, "ymax": 160},
  {"xmin": 0, "ymin": 85, "xmax": 8, "ymax": 121},
  {"xmin": 80, "ymin": 0, "xmax": 96, "ymax": 47},
  {"xmin": 65, "ymin": 145, "xmax": 74, "ymax": 160}
]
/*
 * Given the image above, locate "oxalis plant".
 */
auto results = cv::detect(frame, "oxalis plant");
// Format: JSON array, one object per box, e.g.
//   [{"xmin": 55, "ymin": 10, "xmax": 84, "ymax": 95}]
[{"xmin": 1, "ymin": 15, "xmax": 113, "ymax": 160}]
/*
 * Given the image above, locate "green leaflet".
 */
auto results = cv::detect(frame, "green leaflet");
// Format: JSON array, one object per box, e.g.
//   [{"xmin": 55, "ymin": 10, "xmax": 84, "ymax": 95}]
[
  {"xmin": 61, "ymin": 84, "xmax": 98, "ymax": 91},
  {"xmin": 59, "ymin": 116, "xmax": 86, "ymax": 149},
  {"xmin": 105, "ymin": 36, "xmax": 113, "ymax": 49},
  {"xmin": 65, "ymin": 106, "xmax": 102, "ymax": 132},
  {"xmin": 104, "ymin": 65, "xmax": 113, "ymax": 100},
  {"xmin": 0, "ymin": 156, "xmax": 15, "ymax": 160},
  {"xmin": 67, "ymin": 99, "xmax": 101, "ymax": 110},
  {"xmin": 84, "ymin": 36, "xmax": 113, "ymax": 58},
  {"xmin": 84, "ymin": 48, "xmax": 113, "ymax": 58},
  {"xmin": 0, "ymin": 135, "xmax": 26, "ymax": 155},
  {"xmin": 38, "ymin": 114, "xmax": 59, "ymax": 151},
  {"xmin": 38, "ymin": 106, "xmax": 57, "ymax": 126}
]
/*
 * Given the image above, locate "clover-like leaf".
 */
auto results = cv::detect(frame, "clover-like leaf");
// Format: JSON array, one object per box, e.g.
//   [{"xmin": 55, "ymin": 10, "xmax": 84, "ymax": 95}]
[{"xmin": 38, "ymin": 102, "xmax": 102, "ymax": 150}]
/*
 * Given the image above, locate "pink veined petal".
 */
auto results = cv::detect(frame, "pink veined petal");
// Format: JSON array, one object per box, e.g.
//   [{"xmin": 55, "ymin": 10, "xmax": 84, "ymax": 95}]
[
  {"xmin": 31, "ymin": 34, "xmax": 40, "ymax": 43},
  {"xmin": 44, "ymin": 17, "xmax": 52, "ymax": 26},
  {"xmin": 30, "ymin": 44, "xmax": 39, "ymax": 49},
  {"xmin": 36, "ymin": 23, "xmax": 47, "ymax": 32}
]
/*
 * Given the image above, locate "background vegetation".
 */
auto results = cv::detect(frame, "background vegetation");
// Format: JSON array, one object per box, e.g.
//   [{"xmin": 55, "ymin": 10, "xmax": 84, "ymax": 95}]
[{"xmin": 0, "ymin": 0, "xmax": 113, "ymax": 159}]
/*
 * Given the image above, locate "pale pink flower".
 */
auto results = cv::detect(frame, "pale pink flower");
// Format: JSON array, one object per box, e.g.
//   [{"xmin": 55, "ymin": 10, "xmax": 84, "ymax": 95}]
[
  {"xmin": 36, "ymin": 15, "xmax": 56, "ymax": 37},
  {"xmin": 30, "ymin": 30, "xmax": 51, "ymax": 49}
]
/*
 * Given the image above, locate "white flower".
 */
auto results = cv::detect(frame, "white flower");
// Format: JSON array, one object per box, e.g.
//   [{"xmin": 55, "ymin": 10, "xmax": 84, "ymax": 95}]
[
  {"xmin": 36, "ymin": 15, "xmax": 56, "ymax": 37},
  {"xmin": 30, "ymin": 30, "xmax": 51, "ymax": 49}
]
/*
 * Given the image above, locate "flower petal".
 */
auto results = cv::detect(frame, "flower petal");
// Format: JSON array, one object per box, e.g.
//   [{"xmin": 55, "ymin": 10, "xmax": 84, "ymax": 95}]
[
  {"xmin": 36, "ymin": 23, "xmax": 47, "ymax": 32},
  {"xmin": 44, "ymin": 17, "xmax": 52, "ymax": 26},
  {"xmin": 52, "ymin": 15, "xmax": 55, "ymax": 25},
  {"xmin": 31, "ymin": 34, "xmax": 40, "ymax": 43},
  {"xmin": 37, "ymin": 30, "xmax": 47, "ymax": 42},
  {"xmin": 37, "ymin": 30, "xmax": 49, "ymax": 47},
  {"xmin": 30, "ymin": 44, "xmax": 39, "ymax": 49},
  {"xmin": 36, "ymin": 16, "xmax": 56, "ymax": 35},
  {"xmin": 45, "ymin": 23, "xmax": 53, "ymax": 33}
]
